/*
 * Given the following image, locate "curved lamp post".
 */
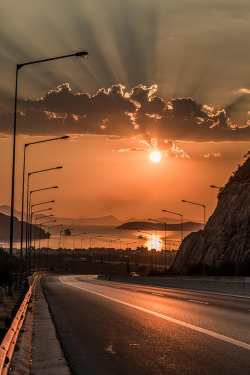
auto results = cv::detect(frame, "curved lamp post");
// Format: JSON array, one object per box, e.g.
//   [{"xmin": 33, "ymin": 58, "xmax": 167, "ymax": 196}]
[
  {"xmin": 19, "ymin": 138, "xmax": 67, "ymax": 287},
  {"xmin": 27, "ymin": 186, "xmax": 58, "ymax": 250},
  {"xmin": 182, "ymin": 199, "xmax": 206, "ymax": 276},
  {"xmin": 44, "ymin": 223, "xmax": 63, "ymax": 270},
  {"xmin": 9, "ymin": 50, "xmax": 88, "ymax": 295},
  {"xmin": 162, "ymin": 209, "xmax": 184, "ymax": 242},
  {"xmin": 148, "ymin": 219, "xmax": 168, "ymax": 271}
]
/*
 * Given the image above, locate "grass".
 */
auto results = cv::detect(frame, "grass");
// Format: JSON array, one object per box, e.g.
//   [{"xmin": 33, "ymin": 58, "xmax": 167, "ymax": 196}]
[{"xmin": 0, "ymin": 287, "xmax": 20, "ymax": 330}]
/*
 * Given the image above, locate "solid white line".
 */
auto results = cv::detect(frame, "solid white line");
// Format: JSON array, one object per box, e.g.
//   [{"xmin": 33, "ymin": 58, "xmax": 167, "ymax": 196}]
[{"xmin": 59, "ymin": 277, "xmax": 250, "ymax": 351}]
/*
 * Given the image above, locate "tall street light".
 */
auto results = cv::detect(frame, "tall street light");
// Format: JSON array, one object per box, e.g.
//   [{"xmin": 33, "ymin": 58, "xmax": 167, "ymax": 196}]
[
  {"xmin": 9, "ymin": 51, "xmax": 88, "ymax": 294},
  {"xmin": 59, "ymin": 228, "xmax": 73, "ymax": 269},
  {"xmin": 39, "ymin": 219, "xmax": 57, "ymax": 263},
  {"xmin": 25, "ymin": 166, "xmax": 61, "ymax": 256},
  {"xmin": 140, "ymin": 225, "xmax": 158, "ymax": 249},
  {"xmin": 148, "ymin": 218, "xmax": 167, "ymax": 271},
  {"xmin": 182, "ymin": 199, "xmax": 206, "ymax": 277},
  {"xmin": 162, "ymin": 209, "xmax": 184, "ymax": 242},
  {"xmin": 181, "ymin": 200, "xmax": 206, "ymax": 229},
  {"xmin": 89, "ymin": 235, "xmax": 102, "ymax": 249},
  {"xmin": 27, "ymin": 185, "xmax": 58, "ymax": 269},
  {"xmin": 30, "ymin": 207, "xmax": 53, "ymax": 250},
  {"xmin": 137, "ymin": 230, "xmax": 153, "ymax": 270},
  {"xmin": 20, "ymin": 137, "xmax": 68, "ymax": 288},
  {"xmin": 26, "ymin": 166, "xmax": 61, "ymax": 234},
  {"xmin": 34, "ymin": 214, "xmax": 54, "ymax": 268},
  {"xmin": 126, "ymin": 241, "xmax": 137, "ymax": 274},
  {"xmin": 44, "ymin": 223, "xmax": 63, "ymax": 270},
  {"xmin": 29, "ymin": 207, "xmax": 53, "ymax": 273},
  {"xmin": 72, "ymin": 232, "xmax": 87, "ymax": 250}
]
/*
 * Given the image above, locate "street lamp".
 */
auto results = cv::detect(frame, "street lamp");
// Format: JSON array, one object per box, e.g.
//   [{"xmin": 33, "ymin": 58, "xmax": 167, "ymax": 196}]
[
  {"xmin": 30, "ymin": 207, "xmax": 53, "ymax": 250},
  {"xmin": 140, "ymin": 224, "xmax": 158, "ymax": 249},
  {"xmin": 182, "ymin": 199, "xmax": 206, "ymax": 276},
  {"xmin": 126, "ymin": 241, "xmax": 137, "ymax": 274},
  {"xmin": 25, "ymin": 166, "xmax": 61, "ymax": 257},
  {"xmin": 20, "ymin": 137, "xmax": 67, "ymax": 286},
  {"xmin": 26, "ymin": 167, "xmax": 61, "ymax": 232},
  {"xmin": 27, "ymin": 185, "xmax": 58, "ymax": 263},
  {"xmin": 9, "ymin": 50, "xmax": 88, "ymax": 295},
  {"xmin": 162, "ymin": 209, "xmax": 184, "ymax": 242},
  {"xmin": 181, "ymin": 200, "xmax": 206, "ymax": 229},
  {"xmin": 72, "ymin": 232, "xmax": 87, "ymax": 250},
  {"xmin": 59, "ymin": 228, "xmax": 73, "ymax": 269},
  {"xmin": 33, "ymin": 213, "xmax": 54, "ymax": 270},
  {"xmin": 137, "ymin": 230, "xmax": 153, "ymax": 269},
  {"xmin": 44, "ymin": 223, "xmax": 63, "ymax": 270},
  {"xmin": 148, "ymin": 219, "xmax": 168, "ymax": 271},
  {"xmin": 89, "ymin": 235, "xmax": 102, "ymax": 249}
]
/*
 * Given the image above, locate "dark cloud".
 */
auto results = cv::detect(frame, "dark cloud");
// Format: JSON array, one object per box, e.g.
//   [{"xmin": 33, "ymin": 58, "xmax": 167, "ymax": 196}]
[{"xmin": 1, "ymin": 83, "xmax": 250, "ymax": 149}]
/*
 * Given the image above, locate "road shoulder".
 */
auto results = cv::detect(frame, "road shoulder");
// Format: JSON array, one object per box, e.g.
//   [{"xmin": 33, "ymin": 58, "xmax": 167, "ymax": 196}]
[{"xmin": 31, "ymin": 277, "xmax": 70, "ymax": 375}]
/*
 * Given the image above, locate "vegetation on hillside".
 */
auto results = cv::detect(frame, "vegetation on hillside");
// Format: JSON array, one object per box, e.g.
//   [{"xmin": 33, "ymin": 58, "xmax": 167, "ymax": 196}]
[{"xmin": 218, "ymin": 155, "xmax": 250, "ymax": 200}]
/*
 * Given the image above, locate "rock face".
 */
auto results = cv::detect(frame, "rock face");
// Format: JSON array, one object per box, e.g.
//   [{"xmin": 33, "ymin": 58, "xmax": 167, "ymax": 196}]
[{"xmin": 172, "ymin": 157, "xmax": 250, "ymax": 275}]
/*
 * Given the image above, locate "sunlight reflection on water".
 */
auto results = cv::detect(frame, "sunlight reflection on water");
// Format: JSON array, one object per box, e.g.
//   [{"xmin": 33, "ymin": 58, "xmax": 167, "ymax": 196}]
[{"xmin": 38, "ymin": 226, "xmax": 190, "ymax": 250}]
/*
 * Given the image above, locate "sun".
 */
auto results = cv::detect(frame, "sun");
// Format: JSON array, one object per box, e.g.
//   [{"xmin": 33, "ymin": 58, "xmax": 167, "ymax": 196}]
[{"xmin": 150, "ymin": 151, "xmax": 162, "ymax": 163}]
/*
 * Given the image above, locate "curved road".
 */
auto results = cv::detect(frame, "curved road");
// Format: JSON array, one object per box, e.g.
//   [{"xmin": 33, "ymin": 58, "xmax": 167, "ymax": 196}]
[{"xmin": 41, "ymin": 275, "xmax": 250, "ymax": 375}]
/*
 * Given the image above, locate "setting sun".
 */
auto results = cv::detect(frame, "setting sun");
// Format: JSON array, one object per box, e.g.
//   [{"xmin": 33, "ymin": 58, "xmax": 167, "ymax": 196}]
[{"xmin": 150, "ymin": 151, "xmax": 162, "ymax": 163}]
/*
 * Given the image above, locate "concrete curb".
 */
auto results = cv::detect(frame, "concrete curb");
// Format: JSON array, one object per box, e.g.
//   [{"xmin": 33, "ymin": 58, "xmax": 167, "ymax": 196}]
[{"xmin": 31, "ymin": 278, "xmax": 70, "ymax": 375}]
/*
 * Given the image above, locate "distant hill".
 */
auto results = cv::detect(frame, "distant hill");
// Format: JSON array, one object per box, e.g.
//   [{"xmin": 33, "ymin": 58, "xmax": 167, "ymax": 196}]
[
  {"xmin": 0, "ymin": 206, "xmax": 193, "ymax": 228},
  {"xmin": 53, "ymin": 214, "xmax": 123, "ymax": 226},
  {"xmin": 116, "ymin": 221, "xmax": 203, "ymax": 231},
  {"xmin": 0, "ymin": 212, "xmax": 48, "ymax": 243},
  {"xmin": 0, "ymin": 205, "xmax": 22, "ymax": 220}
]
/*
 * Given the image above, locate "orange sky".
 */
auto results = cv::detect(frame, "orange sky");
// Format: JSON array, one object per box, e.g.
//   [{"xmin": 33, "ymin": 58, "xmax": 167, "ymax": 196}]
[
  {"xmin": 0, "ymin": 134, "xmax": 248, "ymax": 223},
  {"xmin": 1, "ymin": 1, "xmax": 250, "ymax": 225}
]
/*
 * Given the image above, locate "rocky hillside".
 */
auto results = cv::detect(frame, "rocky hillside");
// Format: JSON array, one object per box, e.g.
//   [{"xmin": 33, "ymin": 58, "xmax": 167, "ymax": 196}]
[{"xmin": 172, "ymin": 156, "xmax": 250, "ymax": 275}]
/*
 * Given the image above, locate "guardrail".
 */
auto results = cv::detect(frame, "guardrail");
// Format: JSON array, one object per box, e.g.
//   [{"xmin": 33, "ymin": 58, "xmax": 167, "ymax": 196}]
[{"xmin": 0, "ymin": 277, "xmax": 37, "ymax": 375}]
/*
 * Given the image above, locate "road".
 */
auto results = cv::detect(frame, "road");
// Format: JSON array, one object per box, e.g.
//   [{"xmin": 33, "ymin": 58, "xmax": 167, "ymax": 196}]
[{"xmin": 41, "ymin": 275, "xmax": 250, "ymax": 375}]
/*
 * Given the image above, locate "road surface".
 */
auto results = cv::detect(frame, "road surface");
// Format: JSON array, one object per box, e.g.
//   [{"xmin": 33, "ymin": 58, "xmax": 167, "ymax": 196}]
[{"xmin": 41, "ymin": 275, "xmax": 250, "ymax": 375}]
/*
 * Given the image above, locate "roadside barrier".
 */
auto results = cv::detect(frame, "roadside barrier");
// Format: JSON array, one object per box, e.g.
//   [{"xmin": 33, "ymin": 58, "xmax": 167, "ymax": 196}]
[{"xmin": 0, "ymin": 276, "xmax": 38, "ymax": 375}]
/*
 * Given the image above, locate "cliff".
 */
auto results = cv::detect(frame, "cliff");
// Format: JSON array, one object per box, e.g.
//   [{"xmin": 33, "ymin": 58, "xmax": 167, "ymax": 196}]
[{"xmin": 172, "ymin": 156, "xmax": 250, "ymax": 275}]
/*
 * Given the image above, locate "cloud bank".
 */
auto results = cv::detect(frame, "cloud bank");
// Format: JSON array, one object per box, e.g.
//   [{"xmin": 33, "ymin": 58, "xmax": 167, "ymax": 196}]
[{"xmin": 1, "ymin": 83, "xmax": 250, "ymax": 157}]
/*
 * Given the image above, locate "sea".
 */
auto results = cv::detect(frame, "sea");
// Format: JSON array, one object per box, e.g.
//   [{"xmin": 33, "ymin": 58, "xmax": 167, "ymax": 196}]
[{"xmin": 36, "ymin": 225, "xmax": 193, "ymax": 251}]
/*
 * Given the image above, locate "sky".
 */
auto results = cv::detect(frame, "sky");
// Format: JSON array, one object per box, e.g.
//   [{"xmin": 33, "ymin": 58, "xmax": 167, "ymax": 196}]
[{"xmin": 0, "ymin": 0, "xmax": 250, "ymax": 223}]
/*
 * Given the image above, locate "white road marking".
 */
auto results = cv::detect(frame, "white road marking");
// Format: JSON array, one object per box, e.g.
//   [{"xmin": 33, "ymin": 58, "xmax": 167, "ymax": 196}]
[
  {"xmin": 59, "ymin": 277, "xmax": 250, "ymax": 351},
  {"xmin": 152, "ymin": 293, "xmax": 165, "ymax": 297},
  {"xmin": 105, "ymin": 343, "xmax": 116, "ymax": 354},
  {"xmin": 188, "ymin": 299, "xmax": 209, "ymax": 305}
]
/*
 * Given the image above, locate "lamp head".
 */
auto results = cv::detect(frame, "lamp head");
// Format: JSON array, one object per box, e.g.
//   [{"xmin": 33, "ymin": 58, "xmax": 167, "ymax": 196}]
[
  {"xmin": 182, "ymin": 200, "xmax": 187, "ymax": 203},
  {"xmin": 61, "ymin": 135, "xmax": 69, "ymax": 139},
  {"xmin": 76, "ymin": 51, "xmax": 88, "ymax": 58},
  {"xmin": 53, "ymin": 186, "xmax": 59, "ymax": 189}
]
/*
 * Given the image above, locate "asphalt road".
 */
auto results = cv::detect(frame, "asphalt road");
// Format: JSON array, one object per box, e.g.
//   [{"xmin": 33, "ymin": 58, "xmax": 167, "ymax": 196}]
[{"xmin": 41, "ymin": 275, "xmax": 250, "ymax": 375}]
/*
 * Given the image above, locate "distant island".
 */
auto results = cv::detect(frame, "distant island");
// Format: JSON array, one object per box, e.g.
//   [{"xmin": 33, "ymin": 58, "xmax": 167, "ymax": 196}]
[{"xmin": 116, "ymin": 221, "xmax": 203, "ymax": 231}]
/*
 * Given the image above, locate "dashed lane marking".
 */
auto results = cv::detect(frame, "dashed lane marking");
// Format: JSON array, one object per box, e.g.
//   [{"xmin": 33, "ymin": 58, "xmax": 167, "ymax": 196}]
[{"xmin": 59, "ymin": 277, "xmax": 250, "ymax": 351}]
